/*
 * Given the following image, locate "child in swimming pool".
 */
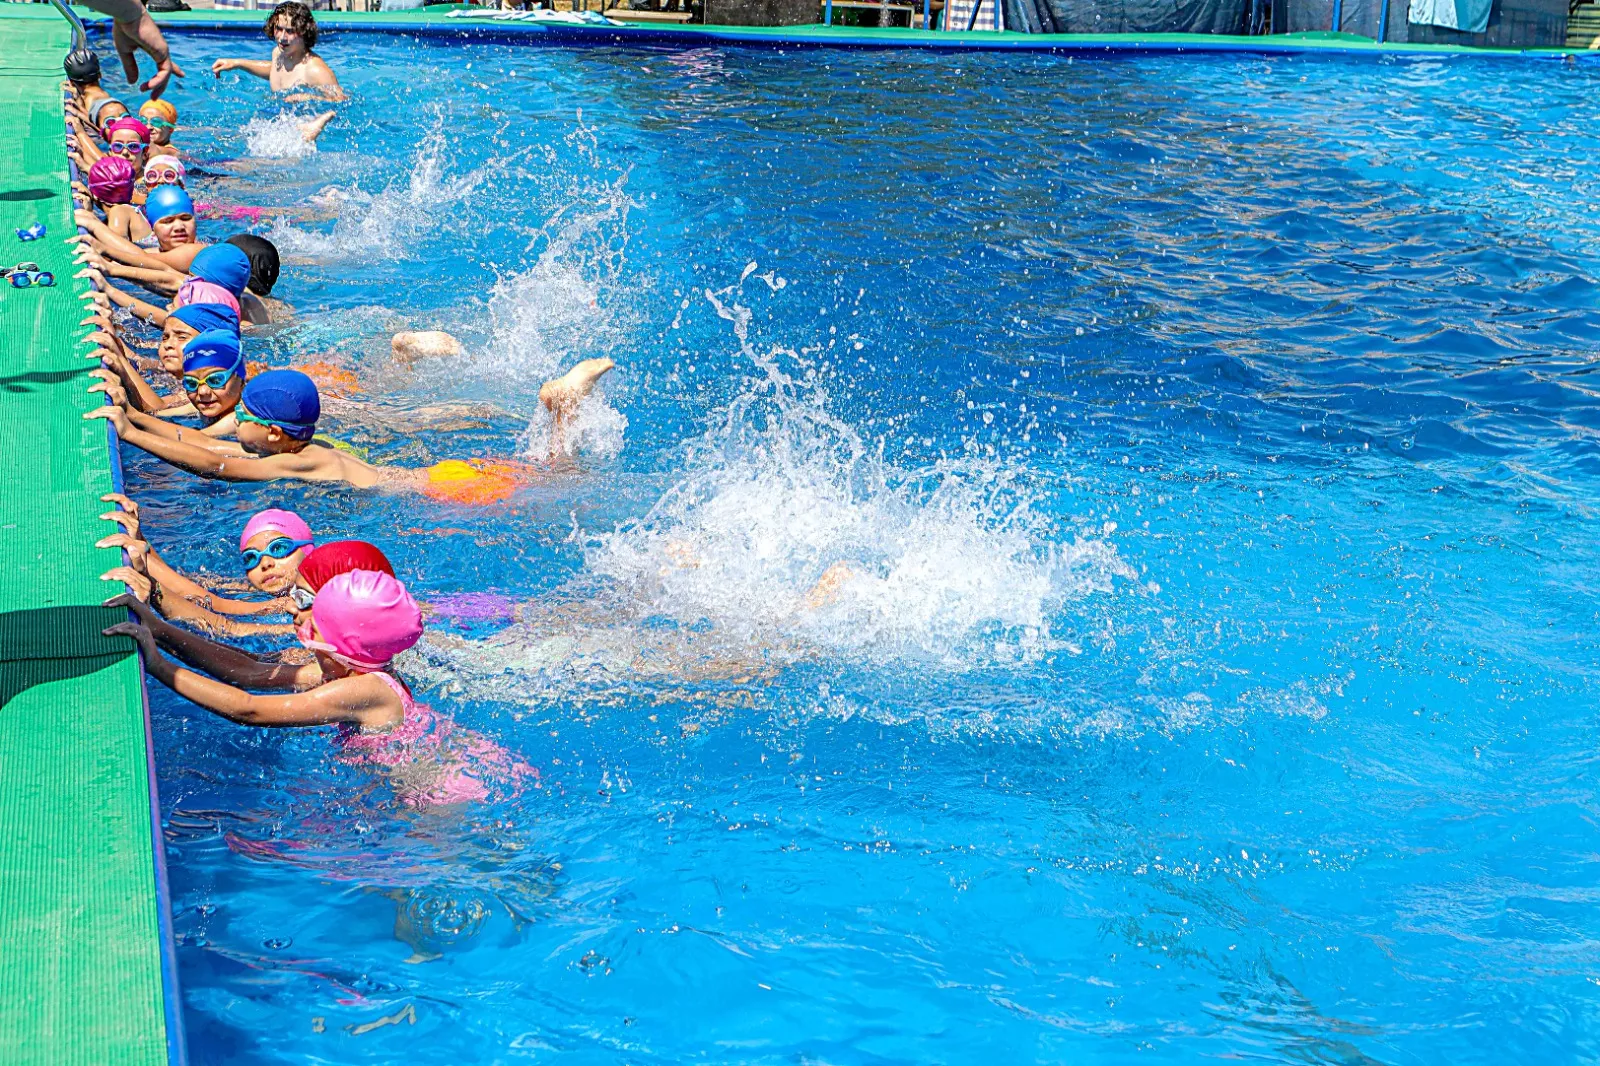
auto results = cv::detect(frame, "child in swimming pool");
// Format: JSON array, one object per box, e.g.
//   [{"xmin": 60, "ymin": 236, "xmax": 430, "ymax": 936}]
[
  {"xmin": 105, "ymin": 556, "xmax": 532, "ymax": 809},
  {"xmin": 86, "ymin": 358, "xmax": 616, "ymax": 500},
  {"xmin": 98, "ymin": 498, "xmax": 307, "ymax": 638},
  {"xmin": 90, "ymin": 302, "xmax": 239, "ymax": 416}
]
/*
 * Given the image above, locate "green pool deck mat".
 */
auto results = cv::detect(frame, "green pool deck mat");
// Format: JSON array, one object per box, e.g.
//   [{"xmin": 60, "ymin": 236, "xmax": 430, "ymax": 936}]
[
  {"xmin": 0, "ymin": 10, "xmax": 173, "ymax": 1066},
  {"xmin": 98, "ymin": 3, "xmax": 1597, "ymax": 58}
]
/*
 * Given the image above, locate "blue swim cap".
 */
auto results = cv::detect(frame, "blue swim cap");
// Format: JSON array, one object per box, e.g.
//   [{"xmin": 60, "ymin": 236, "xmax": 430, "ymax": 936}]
[
  {"xmin": 241, "ymin": 370, "xmax": 320, "ymax": 440},
  {"xmin": 142, "ymin": 183, "xmax": 194, "ymax": 225},
  {"xmin": 181, "ymin": 329, "xmax": 245, "ymax": 374},
  {"xmin": 169, "ymin": 302, "xmax": 240, "ymax": 337},
  {"xmin": 187, "ymin": 243, "xmax": 253, "ymax": 298}
]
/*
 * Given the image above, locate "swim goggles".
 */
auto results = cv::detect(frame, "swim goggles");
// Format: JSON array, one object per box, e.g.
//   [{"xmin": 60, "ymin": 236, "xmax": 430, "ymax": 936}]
[
  {"xmin": 181, "ymin": 367, "xmax": 238, "ymax": 392},
  {"xmin": 6, "ymin": 263, "xmax": 55, "ymax": 288},
  {"xmin": 106, "ymin": 140, "xmax": 143, "ymax": 156},
  {"xmin": 237, "ymin": 406, "xmax": 316, "ymax": 440},
  {"xmin": 288, "ymin": 586, "xmax": 316, "ymax": 611},
  {"xmin": 141, "ymin": 117, "xmax": 176, "ymax": 132},
  {"xmin": 240, "ymin": 536, "xmax": 312, "ymax": 571},
  {"xmin": 15, "ymin": 223, "xmax": 45, "ymax": 241},
  {"xmin": 145, "ymin": 167, "xmax": 183, "ymax": 187}
]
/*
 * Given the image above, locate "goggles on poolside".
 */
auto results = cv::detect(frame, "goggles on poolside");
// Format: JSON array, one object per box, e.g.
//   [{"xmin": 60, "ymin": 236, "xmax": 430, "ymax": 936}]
[
  {"xmin": 106, "ymin": 141, "xmax": 143, "ymax": 156},
  {"xmin": 240, "ymin": 536, "xmax": 312, "ymax": 571},
  {"xmin": 237, "ymin": 406, "xmax": 316, "ymax": 441},
  {"xmin": 288, "ymin": 586, "xmax": 316, "ymax": 611},
  {"xmin": 181, "ymin": 367, "xmax": 238, "ymax": 392},
  {"xmin": 15, "ymin": 223, "xmax": 45, "ymax": 242},
  {"xmin": 6, "ymin": 263, "xmax": 54, "ymax": 288}
]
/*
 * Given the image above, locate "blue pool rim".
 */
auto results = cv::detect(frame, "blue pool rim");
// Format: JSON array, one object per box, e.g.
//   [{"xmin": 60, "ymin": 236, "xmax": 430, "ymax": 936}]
[{"xmin": 88, "ymin": 8, "xmax": 1600, "ymax": 62}]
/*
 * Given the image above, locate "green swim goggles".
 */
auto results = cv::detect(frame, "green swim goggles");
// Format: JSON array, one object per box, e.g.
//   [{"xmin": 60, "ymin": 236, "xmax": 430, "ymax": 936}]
[
  {"xmin": 240, "ymin": 536, "xmax": 312, "ymax": 570},
  {"xmin": 182, "ymin": 367, "xmax": 238, "ymax": 392},
  {"xmin": 237, "ymin": 406, "xmax": 316, "ymax": 440}
]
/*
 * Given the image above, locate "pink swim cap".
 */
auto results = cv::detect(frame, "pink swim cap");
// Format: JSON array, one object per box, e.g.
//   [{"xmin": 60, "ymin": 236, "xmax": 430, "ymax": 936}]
[
  {"xmin": 176, "ymin": 278, "xmax": 241, "ymax": 315},
  {"xmin": 309, "ymin": 570, "xmax": 423, "ymax": 671},
  {"xmin": 104, "ymin": 116, "xmax": 150, "ymax": 144},
  {"xmin": 238, "ymin": 508, "xmax": 315, "ymax": 552},
  {"xmin": 87, "ymin": 155, "xmax": 136, "ymax": 204}
]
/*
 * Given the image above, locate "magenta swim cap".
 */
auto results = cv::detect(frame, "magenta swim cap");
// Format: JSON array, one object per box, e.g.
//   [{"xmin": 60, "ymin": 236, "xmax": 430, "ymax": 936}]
[
  {"xmin": 87, "ymin": 155, "xmax": 136, "ymax": 204},
  {"xmin": 238, "ymin": 508, "xmax": 315, "ymax": 552},
  {"xmin": 309, "ymin": 570, "xmax": 423, "ymax": 671},
  {"xmin": 176, "ymin": 278, "xmax": 241, "ymax": 315}
]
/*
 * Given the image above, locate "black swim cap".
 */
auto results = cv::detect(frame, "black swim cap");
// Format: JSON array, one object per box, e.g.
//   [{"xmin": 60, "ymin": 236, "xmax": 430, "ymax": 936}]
[
  {"xmin": 64, "ymin": 49, "xmax": 101, "ymax": 86},
  {"xmin": 225, "ymin": 234, "xmax": 281, "ymax": 297}
]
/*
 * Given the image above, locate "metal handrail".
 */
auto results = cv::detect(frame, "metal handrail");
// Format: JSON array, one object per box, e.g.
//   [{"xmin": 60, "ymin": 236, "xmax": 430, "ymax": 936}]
[{"xmin": 44, "ymin": 0, "xmax": 90, "ymax": 52}]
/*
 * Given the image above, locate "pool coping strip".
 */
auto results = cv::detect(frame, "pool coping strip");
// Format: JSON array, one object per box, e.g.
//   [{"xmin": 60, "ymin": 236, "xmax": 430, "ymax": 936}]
[{"xmin": 30, "ymin": 3, "xmax": 1598, "ymax": 59}]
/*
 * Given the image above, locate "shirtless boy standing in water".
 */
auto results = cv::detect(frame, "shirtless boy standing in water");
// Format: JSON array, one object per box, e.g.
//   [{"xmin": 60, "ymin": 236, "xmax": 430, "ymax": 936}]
[{"xmin": 212, "ymin": 2, "xmax": 347, "ymax": 103}]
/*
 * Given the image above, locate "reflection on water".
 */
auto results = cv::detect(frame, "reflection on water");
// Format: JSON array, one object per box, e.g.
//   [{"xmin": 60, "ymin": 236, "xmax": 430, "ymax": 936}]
[{"xmin": 142, "ymin": 31, "xmax": 1600, "ymax": 1066}]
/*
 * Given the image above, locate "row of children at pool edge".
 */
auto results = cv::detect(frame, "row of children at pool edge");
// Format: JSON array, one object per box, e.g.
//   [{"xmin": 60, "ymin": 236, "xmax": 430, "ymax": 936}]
[{"xmin": 69, "ymin": 3, "xmax": 614, "ymax": 810}]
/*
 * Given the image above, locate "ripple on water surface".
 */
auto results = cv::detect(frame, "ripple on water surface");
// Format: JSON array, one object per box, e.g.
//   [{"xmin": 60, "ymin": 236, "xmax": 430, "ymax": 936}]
[{"xmin": 141, "ymin": 33, "xmax": 1600, "ymax": 1066}]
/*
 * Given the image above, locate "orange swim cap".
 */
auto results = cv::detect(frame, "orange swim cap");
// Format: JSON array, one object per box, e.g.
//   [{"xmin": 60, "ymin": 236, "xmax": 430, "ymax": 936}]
[
  {"xmin": 138, "ymin": 99, "xmax": 178, "ymax": 125},
  {"xmin": 422, "ymin": 459, "xmax": 533, "ymax": 506}
]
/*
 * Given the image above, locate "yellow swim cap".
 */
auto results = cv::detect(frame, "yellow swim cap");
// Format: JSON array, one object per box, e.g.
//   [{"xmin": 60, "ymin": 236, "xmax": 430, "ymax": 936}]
[{"xmin": 428, "ymin": 459, "xmax": 481, "ymax": 484}]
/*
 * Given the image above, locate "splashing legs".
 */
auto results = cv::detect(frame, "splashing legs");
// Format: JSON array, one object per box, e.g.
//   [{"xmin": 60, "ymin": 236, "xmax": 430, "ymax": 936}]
[{"xmin": 537, "ymin": 357, "xmax": 615, "ymax": 457}]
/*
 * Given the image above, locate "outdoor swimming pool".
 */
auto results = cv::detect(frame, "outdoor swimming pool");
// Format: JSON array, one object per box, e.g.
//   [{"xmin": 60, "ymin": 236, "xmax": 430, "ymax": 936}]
[{"xmin": 124, "ymin": 29, "xmax": 1600, "ymax": 1064}]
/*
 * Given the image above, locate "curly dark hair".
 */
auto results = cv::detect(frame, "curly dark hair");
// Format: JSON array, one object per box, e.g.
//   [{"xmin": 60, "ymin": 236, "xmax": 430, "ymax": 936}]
[{"xmin": 265, "ymin": 2, "xmax": 318, "ymax": 50}]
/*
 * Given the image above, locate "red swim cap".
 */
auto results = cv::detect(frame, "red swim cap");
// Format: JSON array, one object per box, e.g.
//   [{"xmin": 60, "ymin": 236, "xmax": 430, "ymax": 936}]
[{"xmin": 297, "ymin": 540, "xmax": 395, "ymax": 592}]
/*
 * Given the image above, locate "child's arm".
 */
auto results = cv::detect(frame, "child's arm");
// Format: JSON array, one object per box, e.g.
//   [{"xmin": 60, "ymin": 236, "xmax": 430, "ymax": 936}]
[
  {"xmin": 123, "ymin": 407, "xmax": 245, "ymax": 454},
  {"xmin": 129, "ymin": 637, "xmax": 398, "ymax": 728},
  {"xmin": 212, "ymin": 57, "xmax": 274, "ymax": 80},
  {"xmin": 107, "ymin": 594, "xmax": 313, "ymax": 691},
  {"xmin": 104, "ymin": 283, "xmax": 171, "ymax": 328},
  {"xmin": 74, "ymin": 212, "xmax": 164, "ymax": 269},
  {"xmin": 87, "ymin": 406, "xmax": 332, "ymax": 483},
  {"xmin": 103, "ymin": 259, "xmax": 185, "ymax": 297}
]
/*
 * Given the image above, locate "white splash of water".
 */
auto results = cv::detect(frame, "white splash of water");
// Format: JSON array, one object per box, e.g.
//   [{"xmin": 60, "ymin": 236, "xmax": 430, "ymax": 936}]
[
  {"xmin": 521, "ymin": 388, "xmax": 627, "ymax": 462},
  {"xmin": 582, "ymin": 268, "xmax": 1136, "ymax": 668},
  {"xmin": 265, "ymin": 128, "xmax": 481, "ymax": 261},
  {"xmin": 479, "ymin": 172, "xmax": 636, "ymax": 384},
  {"xmin": 243, "ymin": 114, "xmax": 316, "ymax": 160}
]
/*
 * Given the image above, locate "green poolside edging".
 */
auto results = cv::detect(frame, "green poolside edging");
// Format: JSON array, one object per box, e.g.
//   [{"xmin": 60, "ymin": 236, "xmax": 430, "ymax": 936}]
[
  {"xmin": 64, "ymin": 3, "xmax": 1594, "ymax": 58},
  {"xmin": 0, "ymin": 9, "xmax": 176, "ymax": 1065}
]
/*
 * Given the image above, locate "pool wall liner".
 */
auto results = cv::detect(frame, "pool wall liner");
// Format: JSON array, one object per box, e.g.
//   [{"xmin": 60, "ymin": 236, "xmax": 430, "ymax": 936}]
[
  {"xmin": 93, "ymin": 4, "xmax": 1600, "ymax": 58},
  {"xmin": 0, "ymin": 8, "xmax": 179, "ymax": 1065}
]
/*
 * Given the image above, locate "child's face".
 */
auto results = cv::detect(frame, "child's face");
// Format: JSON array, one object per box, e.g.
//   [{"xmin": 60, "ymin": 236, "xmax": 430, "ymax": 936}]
[
  {"xmin": 106, "ymin": 132, "xmax": 144, "ymax": 166},
  {"xmin": 242, "ymin": 530, "xmax": 308, "ymax": 594},
  {"xmin": 153, "ymin": 212, "xmax": 195, "ymax": 248},
  {"xmin": 236, "ymin": 417, "xmax": 301, "ymax": 456},
  {"xmin": 160, "ymin": 320, "xmax": 199, "ymax": 374},
  {"xmin": 184, "ymin": 370, "xmax": 243, "ymax": 422}
]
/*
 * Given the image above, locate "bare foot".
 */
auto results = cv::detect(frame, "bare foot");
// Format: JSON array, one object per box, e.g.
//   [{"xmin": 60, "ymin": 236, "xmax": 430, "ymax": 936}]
[
  {"xmin": 538, "ymin": 357, "xmax": 615, "ymax": 416},
  {"xmin": 299, "ymin": 110, "xmax": 336, "ymax": 144},
  {"xmin": 391, "ymin": 330, "xmax": 463, "ymax": 366},
  {"xmin": 801, "ymin": 562, "xmax": 856, "ymax": 611}
]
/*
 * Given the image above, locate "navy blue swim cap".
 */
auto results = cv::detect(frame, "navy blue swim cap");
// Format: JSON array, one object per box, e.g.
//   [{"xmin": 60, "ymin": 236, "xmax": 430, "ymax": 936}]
[
  {"xmin": 242, "ymin": 369, "xmax": 320, "ymax": 440},
  {"xmin": 143, "ymin": 183, "xmax": 194, "ymax": 225},
  {"xmin": 187, "ymin": 243, "xmax": 253, "ymax": 298},
  {"xmin": 182, "ymin": 330, "xmax": 244, "ymax": 374},
  {"xmin": 169, "ymin": 303, "xmax": 240, "ymax": 336}
]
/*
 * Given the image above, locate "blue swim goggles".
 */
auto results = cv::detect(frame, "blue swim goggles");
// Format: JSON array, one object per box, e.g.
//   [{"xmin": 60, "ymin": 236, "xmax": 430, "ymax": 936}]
[
  {"xmin": 6, "ymin": 262, "xmax": 54, "ymax": 288},
  {"xmin": 182, "ymin": 367, "xmax": 239, "ymax": 392},
  {"xmin": 240, "ymin": 536, "xmax": 312, "ymax": 571}
]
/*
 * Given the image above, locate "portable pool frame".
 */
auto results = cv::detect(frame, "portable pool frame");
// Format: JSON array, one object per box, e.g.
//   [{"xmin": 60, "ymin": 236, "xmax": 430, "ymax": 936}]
[{"xmin": 0, "ymin": 2, "xmax": 1591, "ymax": 1061}]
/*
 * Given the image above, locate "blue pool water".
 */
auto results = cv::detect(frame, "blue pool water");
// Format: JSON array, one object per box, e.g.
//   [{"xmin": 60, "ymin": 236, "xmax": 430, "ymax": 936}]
[{"xmin": 122, "ymin": 30, "xmax": 1600, "ymax": 1064}]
